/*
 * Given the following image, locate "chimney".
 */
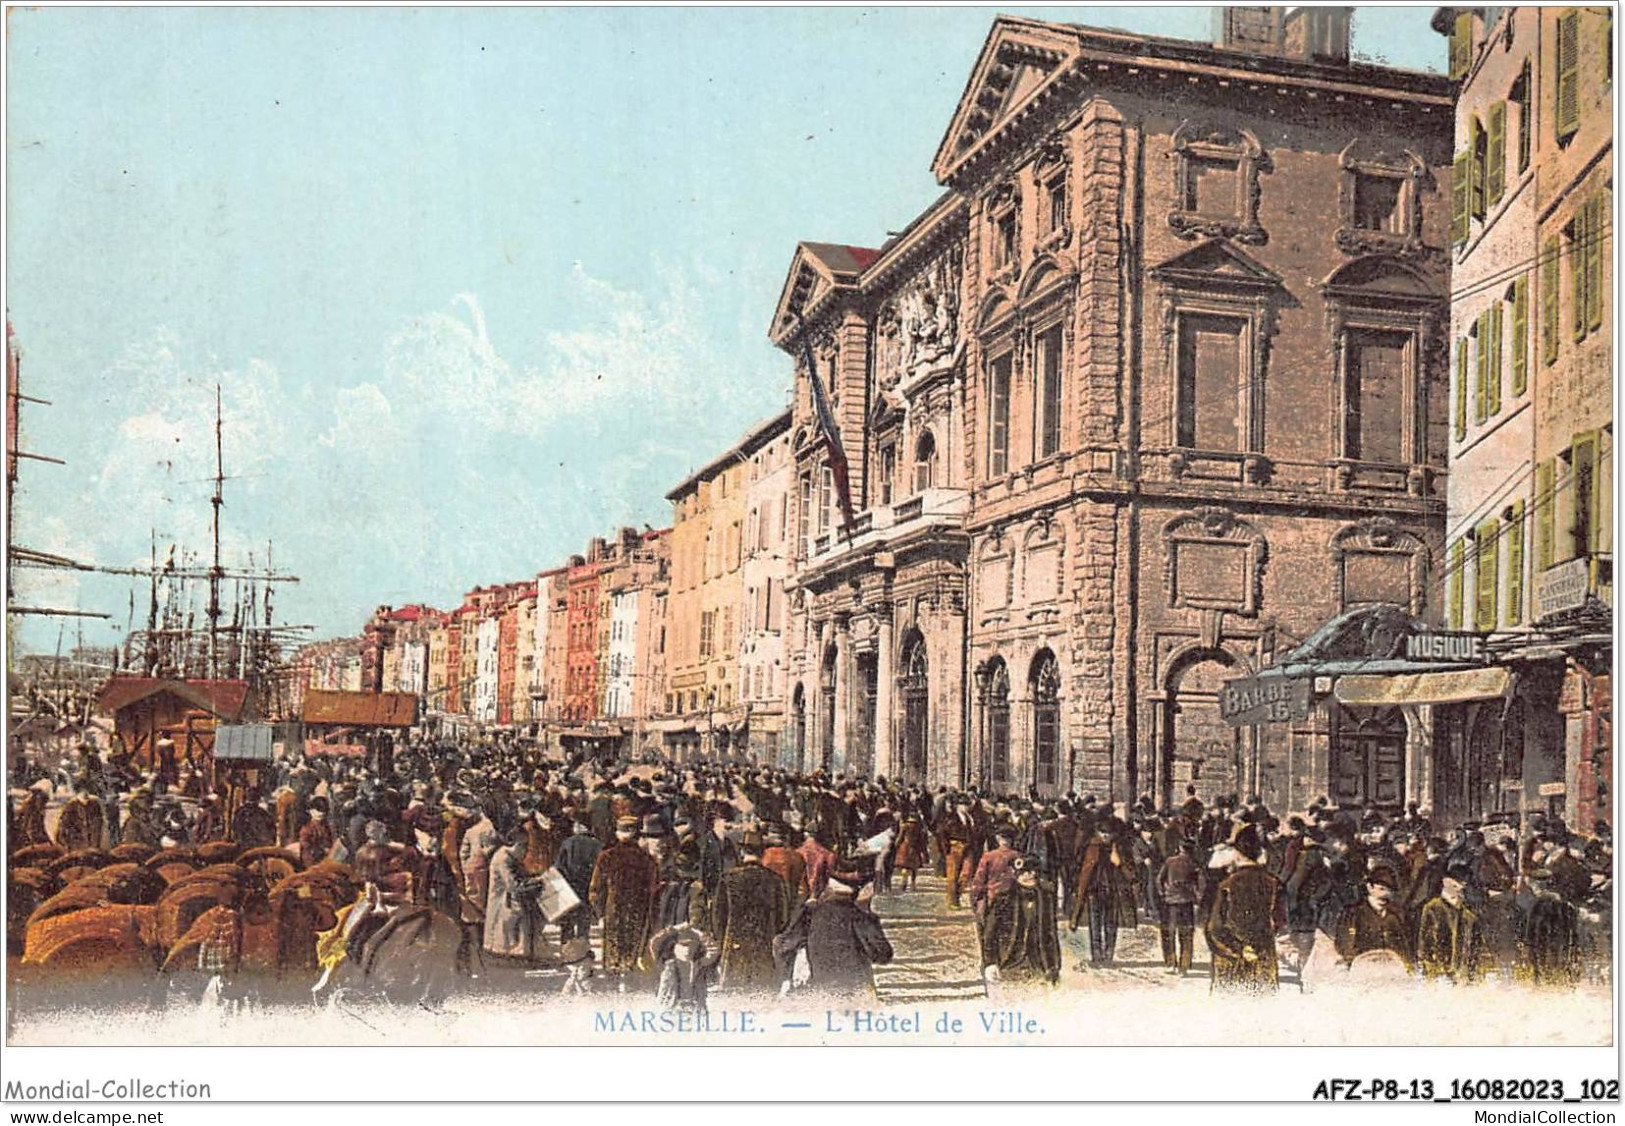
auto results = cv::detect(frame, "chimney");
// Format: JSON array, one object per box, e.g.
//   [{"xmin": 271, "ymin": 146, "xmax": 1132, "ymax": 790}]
[{"xmin": 1216, "ymin": 6, "xmax": 1351, "ymax": 64}]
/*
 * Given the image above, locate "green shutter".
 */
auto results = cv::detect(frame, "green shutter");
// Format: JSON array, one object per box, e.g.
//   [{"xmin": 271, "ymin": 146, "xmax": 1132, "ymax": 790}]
[
  {"xmin": 1572, "ymin": 431, "xmax": 1599, "ymax": 554},
  {"xmin": 1451, "ymin": 150, "xmax": 1471, "ymax": 244},
  {"xmin": 1487, "ymin": 301, "xmax": 1503, "ymax": 416},
  {"xmin": 1474, "ymin": 311, "xmax": 1488, "ymax": 423},
  {"xmin": 1586, "ymin": 193, "xmax": 1605, "ymax": 331},
  {"xmin": 1475, "ymin": 519, "xmax": 1500, "ymax": 631},
  {"xmin": 1449, "ymin": 539, "xmax": 1465, "ymax": 629},
  {"xmin": 1507, "ymin": 500, "xmax": 1525, "ymax": 626},
  {"xmin": 1451, "ymin": 11, "xmax": 1474, "ymax": 80},
  {"xmin": 1572, "ymin": 205, "xmax": 1589, "ymax": 342},
  {"xmin": 1542, "ymin": 235, "xmax": 1561, "ymax": 365},
  {"xmin": 1557, "ymin": 10, "xmax": 1581, "ymax": 140},
  {"xmin": 1511, "ymin": 276, "xmax": 1529, "ymax": 395},
  {"xmin": 1486, "ymin": 100, "xmax": 1507, "ymax": 205},
  {"xmin": 1536, "ymin": 458, "xmax": 1556, "ymax": 570},
  {"xmin": 1454, "ymin": 337, "xmax": 1468, "ymax": 440}
]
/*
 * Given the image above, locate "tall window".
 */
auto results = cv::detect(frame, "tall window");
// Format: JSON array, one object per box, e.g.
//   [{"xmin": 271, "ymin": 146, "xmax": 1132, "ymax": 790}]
[
  {"xmin": 899, "ymin": 635, "xmax": 929, "ymax": 781},
  {"xmin": 1570, "ymin": 433, "xmax": 1598, "ymax": 558},
  {"xmin": 1556, "ymin": 9, "xmax": 1581, "ymax": 141},
  {"xmin": 1035, "ymin": 324, "xmax": 1063, "ymax": 460},
  {"xmin": 982, "ymin": 660, "xmax": 1010, "ymax": 788},
  {"xmin": 798, "ymin": 474, "xmax": 812, "ymax": 558},
  {"xmin": 1031, "ymin": 651, "xmax": 1060, "ymax": 789},
  {"xmin": 988, "ymin": 353, "xmax": 1012, "ymax": 476},
  {"xmin": 819, "ymin": 466, "xmax": 834, "ymax": 535},
  {"xmin": 1176, "ymin": 314, "xmax": 1244, "ymax": 451},
  {"xmin": 994, "ymin": 211, "xmax": 1017, "ymax": 269},
  {"xmin": 1513, "ymin": 61, "xmax": 1532, "ymax": 173},
  {"xmin": 1507, "ymin": 499, "xmax": 1526, "ymax": 625},
  {"xmin": 1473, "ymin": 306, "xmax": 1502, "ymax": 423},
  {"xmin": 1047, "ymin": 177, "xmax": 1068, "ymax": 235},
  {"xmin": 1535, "ymin": 458, "xmax": 1556, "ymax": 569},
  {"xmin": 914, "ymin": 431, "xmax": 937, "ymax": 493},
  {"xmin": 878, "ymin": 444, "xmax": 896, "ymax": 506},
  {"xmin": 1475, "ymin": 518, "xmax": 1500, "ymax": 631},
  {"xmin": 1344, "ymin": 329, "xmax": 1408, "ymax": 463}
]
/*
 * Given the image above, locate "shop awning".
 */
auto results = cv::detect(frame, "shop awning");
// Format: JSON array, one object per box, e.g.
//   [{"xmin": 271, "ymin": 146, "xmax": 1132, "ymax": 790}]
[{"xmin": 1334, "ymin": 666, "xmax": 1514, "ymax": 707}]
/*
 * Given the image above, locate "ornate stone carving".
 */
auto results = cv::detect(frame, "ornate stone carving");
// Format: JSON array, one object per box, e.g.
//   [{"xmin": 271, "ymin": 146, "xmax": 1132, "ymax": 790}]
[
  {"xmin": 1168, "ymin": 124, "xmax": 1269, "ymax": 245},
  {"xmin": 1334, "ymin": 141, "xmax": 1427, "ymax": 258}
]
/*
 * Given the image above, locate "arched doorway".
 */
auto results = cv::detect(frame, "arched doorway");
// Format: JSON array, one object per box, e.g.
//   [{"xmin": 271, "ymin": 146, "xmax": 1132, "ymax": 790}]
[
  {"xmin": 820, "ymin": 644, "xmax": 838, "ymax": 774},
  {"xmin": 791, "ymin": 684, "xmax": 806, "ymax": 771},
  {"xmin": 898, "ymin": 632, "xmax": 929, "ymax": 783},
  {"xmin": 1031, "ymin": 650, "xmax": 1061, "ymax": 793},
  {"xmin": 979, "ymin": 657, "xmax": 1011, "ymax": 790},
  {"xmin": 1162, "ymin": 649, "xmax": 1241, "ymax": 806}
]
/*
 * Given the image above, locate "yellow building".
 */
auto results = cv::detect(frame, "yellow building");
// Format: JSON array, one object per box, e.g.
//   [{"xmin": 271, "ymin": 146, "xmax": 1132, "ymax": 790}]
[{"xmin": 664, "ymin": 416, "xmax": 783, "ymax": 760}]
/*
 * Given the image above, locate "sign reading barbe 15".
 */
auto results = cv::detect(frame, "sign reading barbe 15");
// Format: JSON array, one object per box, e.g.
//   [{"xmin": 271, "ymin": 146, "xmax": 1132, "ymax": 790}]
[{"xmin": 1219, "ymin": 675, "xmax": 1311, "ymax": 726}]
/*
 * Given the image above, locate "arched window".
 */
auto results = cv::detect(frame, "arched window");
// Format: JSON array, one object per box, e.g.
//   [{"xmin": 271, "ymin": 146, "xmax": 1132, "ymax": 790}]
[
  {"xmin": 791, "ymin": 684, "xmax": 806, "ymax": 771},
  {"xmin": 914, "ymin": 431, "xmax": 937, "ymax": 493},
  {"xmin": 899, "ymin": 633, "xmax": 929, "ymax": 782},
  {"xmin": 981, "ymin": 658, "xmax": 1011, "ymax": 788},
  {"xmin": 1031, "ymin": 650, "xmax": 1061, "ymax": 789}
]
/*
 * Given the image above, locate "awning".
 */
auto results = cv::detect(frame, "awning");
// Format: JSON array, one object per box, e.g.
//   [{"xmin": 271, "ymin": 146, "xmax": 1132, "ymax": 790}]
[{"xmin": 1334, "ymin": 666, "xmax": 1514, "ymax": 707}]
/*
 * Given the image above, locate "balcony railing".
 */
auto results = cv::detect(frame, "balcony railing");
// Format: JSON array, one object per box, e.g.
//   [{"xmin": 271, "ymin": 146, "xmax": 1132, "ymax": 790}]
[{"xmin": 806, "ymin": 487, "xmax": 968, "ymax": 562}]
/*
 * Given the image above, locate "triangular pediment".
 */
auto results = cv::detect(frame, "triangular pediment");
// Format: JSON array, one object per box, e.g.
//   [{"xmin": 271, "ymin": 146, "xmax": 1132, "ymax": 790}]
[
  {"xmin": 932, "ymin": 17, "xmax": 1080, "ymax": 185},
  {"xmin": 769, "ymin": 242, "xmax": 880, "ymax": 346},
  {"xmin": 1322, "ymin": 255, "xmax": 1442, "ymax": 300},
  {"xmin": 1149, "ymin": 239, "xmax": 1284, "ymax": 290}
]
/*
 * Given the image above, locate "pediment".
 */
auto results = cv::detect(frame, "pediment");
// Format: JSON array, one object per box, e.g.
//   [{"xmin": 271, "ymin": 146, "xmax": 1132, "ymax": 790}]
[
  {"xmin": 769, "ymin": 242, "xmax": 877, "ymax": 346},
  {"xmin": 1322, "ymin": 255, "xmax": 1442, "ymax": 300},
  {"xmin": 1149, "ymin": 239, "xmax": 1284, "ymax": 291},
  {"xmin": 932, "ymin": 17, "xmax": 1080, "ymax": 185}
]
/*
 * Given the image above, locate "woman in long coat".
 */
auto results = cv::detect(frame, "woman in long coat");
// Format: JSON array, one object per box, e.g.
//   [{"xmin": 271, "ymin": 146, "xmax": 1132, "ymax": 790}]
[
  {"xmin": 484, "ymin": 826, "xmax": 540, "ymax": 960},
  {"xmin": 980, "ymin": 859, "xmax": 1061, "ymax": 983},
  {"xmin": 892, "ymin": 816, "xmax": 929, "ymax": 889}
]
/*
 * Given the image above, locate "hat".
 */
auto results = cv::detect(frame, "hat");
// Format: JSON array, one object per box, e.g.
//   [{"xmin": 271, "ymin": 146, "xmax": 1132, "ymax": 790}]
[
  {"xmin": 616, "ymin": 815, "xmax": 640, "ymax": 833},
  {"xmin": 740, "ymin": 829, "xmax": 765, "ymax": 852},
  {"xmin": 827, "ymin": 870, "xmax": 863, "ymax": 893},
  {"xmin": 1366, "ymin": 866, "xmax": 1400, "ymax": 890},
  {"xmin": 1231, "ymin": 824, "xmax": 1264, "ymax": 862},
  {"xmin": 642, "ymin": 814, "xmax": 666, "ymax": 836}
]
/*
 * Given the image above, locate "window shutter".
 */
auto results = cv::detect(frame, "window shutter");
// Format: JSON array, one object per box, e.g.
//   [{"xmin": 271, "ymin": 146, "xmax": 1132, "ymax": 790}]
[
  {"xmin": 1475, "ymin": 519, "xmax": 1500, "ymax": 631},
  {"xmin": 1451, "ymin": 150, "xmax": 1471, "ymax": 244},
  {"xmin": 1474, "ymin": 311, "xmax": 1489, "ymax": 423},
  {"xmin": 1487, "ymin": 301, "xmax": 1503, "ymax": 416},
  {"xmin": 1507, "ymin": 499, "xmax": 1525, "ymax": 626},
  {"xmin": 1535, "ymin": 458, "xmax": 1556, "ymax": 570},
  {"xmin": 1449, "ymin": 539, "xmax": 1465, "ymax": 629},
  {"xmin": 1486, "ymin": 100, "xmax": 1507, "ymax": 204},
  {"xmin": 1557, "ymin": 9, "xmax": 1581, "ymax": 140},
  {"xmin": 1454, "ymin": 337, "xmax": 1468, "ymax": 440},
  {"xmin": 1450, "ymin": 11, "xmax": 1473, "ymax": 79},
  {"xmin": 1511, "ymin": 276, "xmax": 1529, "ymax": 395},
  {"xmin": 1572, "ymin": 206, "xmax": 1589, "ymax": 342},
  {"xmin": 1586, "ymin": 193, "xmax": 1605, "ymax": 331},
  {"xmin": 1541, "ymin": 235, "xmax": 1561, "ymax": 365}
]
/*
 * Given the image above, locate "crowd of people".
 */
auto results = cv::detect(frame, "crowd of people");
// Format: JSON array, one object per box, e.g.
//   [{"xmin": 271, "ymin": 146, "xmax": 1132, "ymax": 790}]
[{"xmin": 6, "ymin": 733, "xmax": 1614, "ymax": 1008}]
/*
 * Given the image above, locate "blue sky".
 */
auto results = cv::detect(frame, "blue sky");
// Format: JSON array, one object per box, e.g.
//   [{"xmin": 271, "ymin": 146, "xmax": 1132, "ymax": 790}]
[{"xmin": 6, "ymin": 5, "xmax": 1444, "ymax": 652}]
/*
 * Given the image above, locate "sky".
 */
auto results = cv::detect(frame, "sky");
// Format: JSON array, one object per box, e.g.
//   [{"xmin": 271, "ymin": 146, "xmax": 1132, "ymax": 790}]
[{"xmin": 5, "ymin": 5, "xmax": 1445, "ymax": 654}]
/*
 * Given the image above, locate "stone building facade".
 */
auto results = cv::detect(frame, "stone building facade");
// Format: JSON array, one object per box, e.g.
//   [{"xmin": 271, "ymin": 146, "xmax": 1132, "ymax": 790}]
[
  {"xmin": 739, "ymin": 411, "xmax": 793, "ymax": 765},
  {"xmin": 774, "ymin": 10, "xmax": 1456, "ymax": 806}
]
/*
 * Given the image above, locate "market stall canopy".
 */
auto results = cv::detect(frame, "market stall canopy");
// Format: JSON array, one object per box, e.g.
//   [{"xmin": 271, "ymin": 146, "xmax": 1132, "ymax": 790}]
[
  {"xmin": 95, "ymin": 676, "xmax": 255, "ymax": 722},
  {"xmin": 301, "ymin": 689, "xmax": 418, "ymax": 728},
  {"xmin": 1333, "ymin": 666, "xmax": 1514, "ymax": 707}
]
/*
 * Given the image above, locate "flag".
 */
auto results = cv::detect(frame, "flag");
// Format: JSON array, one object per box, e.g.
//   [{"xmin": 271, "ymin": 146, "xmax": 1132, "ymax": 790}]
[{"xmin": 800, "ymin": 335, "xmax": 857, "ymax": 538}]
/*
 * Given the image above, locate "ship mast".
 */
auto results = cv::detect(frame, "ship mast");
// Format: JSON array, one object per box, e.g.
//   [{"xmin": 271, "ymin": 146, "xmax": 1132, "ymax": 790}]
[{"xmin": 207, "ymin": 383, "xmax": 224, "ymax": 679}]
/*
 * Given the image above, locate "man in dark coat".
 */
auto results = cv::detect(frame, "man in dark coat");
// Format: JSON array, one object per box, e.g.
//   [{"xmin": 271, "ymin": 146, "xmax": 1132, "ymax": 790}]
[
  {"xmin": 54, "ymin": 782, "xmax": 105, "ymax": 851},
  {"xmin": 1068, "ymin": 822, "xmax": 1127, "ymax": 965},
  {"xmin": 1334, "ymin": 866, "xmax": 1413, "ymax": 969},
  {"xmin": 773, "ymin": 871, "xmax": 893, "ymax": 994},
  {"xmin": 1155, "ymin": 838, "xmax": 1207, "ymax": 975},
  {"xmin": 979, "ymin": 857, "xmax": 1061, "ymax": 983},
  {"xmin": 710, "ymin": 830, "xmax": 792, "ymax": 992},
  {"xmin": 231, "ymin": 790, "xmax": 278, "ymax": 848},
  {"xmin": 554, "ymin": 820, "xmax": 603, "ymax": 943},
  {"xmin": 1416, "ymin": 868, "xmax": 1484, "ymax": 982},
  {"xmin": 1204, "ymin": 825, "xmax": 1285, "ymax": 992},
  {"xmin": 1522, "ymin": 868, "xmax": 1584, "ymax": 985},
  {"xmin": 588, "ymin": 815, "xmax": 659, "ymax": 976}
]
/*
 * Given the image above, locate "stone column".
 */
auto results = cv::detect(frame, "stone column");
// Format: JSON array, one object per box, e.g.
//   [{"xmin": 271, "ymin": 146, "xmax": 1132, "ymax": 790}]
[
  {"xmin": 832, "ymin": 619, "xmax": 851, "ymax": 775},
  {"xmin": 814, "ymin": 619, "xmax": 833, "ymax": 770},
  {"xmin": 876, "ymin": 614, "xmax": 895, "ymax": 779},
  {"xmin": 1403, "ymin": 705, "xmax": 1433, "ymax": 809}
]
